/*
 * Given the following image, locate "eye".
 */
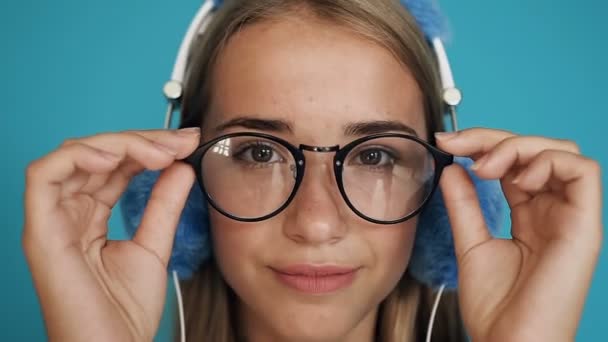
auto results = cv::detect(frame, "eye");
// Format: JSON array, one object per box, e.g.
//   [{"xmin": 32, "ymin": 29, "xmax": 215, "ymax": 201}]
[
  {"xmin": 356, "ymin": 148, "xmax": 395, "ymax": 167},
  {"xmin": 250, "ymin": 144, "xmax": 273, "ymax": 163},
  {"xmin": 234, "ymin": 142, "xmax": 284, "ymax": 164}
]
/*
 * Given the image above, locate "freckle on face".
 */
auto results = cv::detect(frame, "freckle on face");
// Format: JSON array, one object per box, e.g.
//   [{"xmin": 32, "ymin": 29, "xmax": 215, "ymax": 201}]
[
  {"xmin": 206, "ymin": 16, "xmax": 427, "ymax": 143},
  {"xmin": 206, "ymin": 13, "xmax": 425, "ymax": 340}
]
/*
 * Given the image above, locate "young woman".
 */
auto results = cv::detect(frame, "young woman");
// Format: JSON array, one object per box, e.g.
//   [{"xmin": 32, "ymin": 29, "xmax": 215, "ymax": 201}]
[{"xmin": 22, "ymin": 0, "xmax": 603, "ymax": 341}]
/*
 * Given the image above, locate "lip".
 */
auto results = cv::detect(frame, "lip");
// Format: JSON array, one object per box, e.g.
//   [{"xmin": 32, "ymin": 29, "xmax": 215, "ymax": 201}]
[{"xmin": 270, "ymin": 264, "xmax": 360, "ymax": 294}]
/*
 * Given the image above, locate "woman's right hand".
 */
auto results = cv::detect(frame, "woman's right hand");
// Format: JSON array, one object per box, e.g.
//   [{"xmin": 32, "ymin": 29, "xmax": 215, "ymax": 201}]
[{"xmin": 22, "ymin": 128, "xmax": 201, "ymax": 342}]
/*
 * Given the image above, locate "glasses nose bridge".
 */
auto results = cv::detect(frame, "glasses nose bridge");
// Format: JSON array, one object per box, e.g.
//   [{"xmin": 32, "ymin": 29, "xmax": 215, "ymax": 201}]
[
  {"xmin": 297, "ymin": 143, "xmax": 341, "ymax": 171},
  {"xmin": 295, "ymin": 143, "xmax": 341, "ymax": 185},
  {"xmin": 298, "ymin": 144, "xmax": 340, "ymax": 153},
  {"xmin": 292, "ymin": 143, "xmax": 344, "ymax": 221}
]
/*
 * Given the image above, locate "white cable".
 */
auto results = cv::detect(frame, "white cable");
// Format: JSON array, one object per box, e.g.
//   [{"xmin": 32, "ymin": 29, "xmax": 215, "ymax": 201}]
[
  {"xmin": 171, "ymin": 0, "xmax": 215, "ymax": 83},
  {"xmin": 425, "ymin": 283, "xmax": 446, "ymax": 342},
  {"xmin": 173, "ymin": 270, "xmax": 186, "ymax": 342}
]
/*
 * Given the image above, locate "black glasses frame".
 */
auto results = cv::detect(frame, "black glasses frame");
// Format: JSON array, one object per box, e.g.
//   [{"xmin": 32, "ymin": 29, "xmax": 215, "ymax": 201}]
[{"xmin": 183, "ymin": 132, "xmax": 454, "ymax": 225}]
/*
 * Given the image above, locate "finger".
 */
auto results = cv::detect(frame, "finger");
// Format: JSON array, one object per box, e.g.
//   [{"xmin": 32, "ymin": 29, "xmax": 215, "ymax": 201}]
[
  {"xmin": 133, "ymin": 162, "xmax": 196, "ymax": 265},
  {"xmin": 499, "ymin": 167, "xmax": 532, "ymax": 208},
  {"xmin": 438, "ymin": 131, "xmax": 580, "ymax": 209},
  {"xmin": 66, "ymin": 127, "xmax": 201, "ymax": 161},
  {"xmin": 88, "ymin": 159, "xmax": 140, "ymax": 207},
  {"xmin": 64, "ymin": 133, "xmax": 177, "ymax": 171},
  {"xmin": 89, "ymin": 128, "xmax": 201, "ymax": 206},
  {"xmin": 59, "ymin": 129, "xmax": 199, "ymax": 205},
  {"xmin": 25, "ymin": 143, "xmax": 121, "ymax": 220},
  {"xmin": 471, "ymin": 136, "xmax": 578, "ymax": 208},
  {"xmin": 89, "ymin": 156, "xmax": 165, "ymax": 208},
  {"xmin": 435, "ymin": 127, "xmax": 515, "ymax": 159},
  {"xmin": 512, "ymin": 150, "xmax": 601, "ymax": 213},
  {"xmin": 60, "ymin": 169, "xmax": 94, "ymax": 199},
  {"xmin": 131, "ymin": 127, "xmax": 201, "ymax": 159},
  {"xmin": 439, "ymin": 163, "xmax": 492, "ymax": 262},
  {"xmin": 71, "ymin": 158, "xmax": 138, "ymax": 208},
  {"xmin": 469, "ymin": 136, "xmax": 580, "ymax": 179}
]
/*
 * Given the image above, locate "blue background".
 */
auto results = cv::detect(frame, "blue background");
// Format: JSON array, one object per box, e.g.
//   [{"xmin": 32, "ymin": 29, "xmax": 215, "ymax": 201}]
[{"xmin": 2, "ymin": 0, "xmax": 606, "ymax": 340}]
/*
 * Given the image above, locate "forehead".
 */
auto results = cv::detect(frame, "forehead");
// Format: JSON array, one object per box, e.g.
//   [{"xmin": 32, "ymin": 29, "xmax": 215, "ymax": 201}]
[{"xmin": 206, "ymin": 14, "xmax": 427, "ymax": 142}]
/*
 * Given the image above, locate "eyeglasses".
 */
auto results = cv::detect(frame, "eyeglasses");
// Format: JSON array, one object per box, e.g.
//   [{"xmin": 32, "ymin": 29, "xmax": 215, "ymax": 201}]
[{"xmin": 183, "ymin": 132, "xmax": 453, "ymax": 224}]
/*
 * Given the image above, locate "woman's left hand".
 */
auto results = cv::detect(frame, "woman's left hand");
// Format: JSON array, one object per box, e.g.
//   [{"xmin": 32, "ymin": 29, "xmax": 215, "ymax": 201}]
[{"xmin": 436, "ymin": 128, "xmax": 603, "ymax": 342}]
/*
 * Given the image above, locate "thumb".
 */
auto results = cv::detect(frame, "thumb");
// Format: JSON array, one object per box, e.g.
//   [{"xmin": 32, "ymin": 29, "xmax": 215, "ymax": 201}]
[
  {"xmin": 439, "ymin": 163, "xmax": 492, "ymax": 262},
  {"xmin": 133, "ymin": 162, "xmax": 195, "ymax": 265}
]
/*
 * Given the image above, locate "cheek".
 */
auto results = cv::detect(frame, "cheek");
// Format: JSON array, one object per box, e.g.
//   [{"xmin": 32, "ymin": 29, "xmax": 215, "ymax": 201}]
[
  {"xmin": 209, "ymin": 211, "xmax": 263, "ymax": 287},
  {"xmin": 209, "ymin": 209, "xmax": 419, "ymax": 338},
  {"xmin": 380, "ymin": 219, "xmax": 417, "ymax": 264},
  {"xmin": 209, "ymin": 209, "xmax": 288, "ymax": 308},
  {"xmin": 210, "ymin": 208, "xmax": 419, "ymax": 290},
  {"xmin": 365, "ymin": 218, "xmax": 418, "ymax": 295}
]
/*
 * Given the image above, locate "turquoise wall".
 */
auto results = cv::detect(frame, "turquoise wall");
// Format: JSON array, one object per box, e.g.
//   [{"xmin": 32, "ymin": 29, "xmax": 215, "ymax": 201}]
[{"xmin": 2, "ymin": 0, "xmax": 606, "ymax": 340}]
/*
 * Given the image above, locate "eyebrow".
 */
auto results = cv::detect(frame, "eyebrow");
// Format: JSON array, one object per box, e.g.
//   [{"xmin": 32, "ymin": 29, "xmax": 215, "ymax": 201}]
[
  {"xmin": 213, "ymin": 116, "xmax": 294, "ymax": 134},
  {"xmin": 213, "ymin": 116, "xmax": 418, "ymax": 137},
  {"xmin": 344, "ymin": 120, "xmax": 419, "ymax": 137}
]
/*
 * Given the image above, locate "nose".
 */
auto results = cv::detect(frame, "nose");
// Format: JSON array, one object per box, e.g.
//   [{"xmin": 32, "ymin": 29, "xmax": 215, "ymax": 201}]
[{"xmin": 282, "ymin": 155, "xmax": 348, "ymax": 245}]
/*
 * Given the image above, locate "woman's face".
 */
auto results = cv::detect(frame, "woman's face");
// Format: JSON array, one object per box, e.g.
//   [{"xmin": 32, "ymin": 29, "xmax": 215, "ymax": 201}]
[{"xmin": 205, "ymin": 13, "xmax": 427, "ymax": 341}]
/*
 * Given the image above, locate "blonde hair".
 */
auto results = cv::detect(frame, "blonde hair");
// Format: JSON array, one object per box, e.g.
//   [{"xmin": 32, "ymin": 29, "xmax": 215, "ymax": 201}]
[{"xmin": 178, "ymin": 0, "xmax": 467, "ymax": 340}]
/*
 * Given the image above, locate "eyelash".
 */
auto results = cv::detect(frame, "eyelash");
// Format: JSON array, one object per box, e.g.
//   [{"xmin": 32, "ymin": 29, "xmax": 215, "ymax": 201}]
[
  {"xmin": 232, "ymin": 141, "xmax": 286, "ymax": 167},
  {"xmin": 349, "ymin": 147, "xmax": 397, "ymax": 169}
]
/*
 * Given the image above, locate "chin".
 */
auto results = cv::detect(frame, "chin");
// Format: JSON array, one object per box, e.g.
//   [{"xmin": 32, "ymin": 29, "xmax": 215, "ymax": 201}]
[
  {"xmin": 264, "ymin": 303, "xmax": 366, "ymax": 342},
  {"xmin": 272, "ymin": 323, "xmax": 351, "ymax": 342}
]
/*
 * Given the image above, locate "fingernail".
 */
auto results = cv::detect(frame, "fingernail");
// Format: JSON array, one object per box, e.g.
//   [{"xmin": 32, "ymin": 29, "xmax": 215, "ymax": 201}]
[
  {"xmin": 153, "ymin": 142, "xmax": 178, "ymax": 156},
  {"xmin": 470, "ymin": 155, "xmax": 488, "ymax": 170},
  {"xmin": 434, "ymin": 131, "xmax": 457, "ymax": 140},
  {"xmin": 177, "ymin": 127, "xmax": 201, "ymax": 136}
]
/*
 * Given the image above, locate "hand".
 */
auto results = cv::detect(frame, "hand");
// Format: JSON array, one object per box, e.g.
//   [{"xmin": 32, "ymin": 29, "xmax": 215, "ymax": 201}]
[
  {"xmin": 436, "ymin": 128, "xmax": 603, "ymax": 342},
  {"xmin": 22, "ymin": 128, "xmax": 201, "ymax": 341}
]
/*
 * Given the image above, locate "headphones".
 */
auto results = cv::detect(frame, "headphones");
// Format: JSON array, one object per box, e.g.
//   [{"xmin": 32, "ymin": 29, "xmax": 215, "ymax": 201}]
[{"xmin": 121, "ymin": 0, "xmax": 505, "ymax": 292}]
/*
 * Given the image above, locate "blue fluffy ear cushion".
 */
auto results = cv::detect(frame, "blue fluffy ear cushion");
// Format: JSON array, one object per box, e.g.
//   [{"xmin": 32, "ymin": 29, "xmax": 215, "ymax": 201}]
[
  {"xmin": 409, "ymin": 157, "xmax": 506, "ymax": 289},
  {"xmin": 210, "ymin": 0, "xmax": 449, "ymax": 41},
  {"xmin": 120, "ymin": 157, "xmax": 506, "ymax": 289},
  {"xmin": 210, "ymin": 0, "xmax": 449, "ymax": 42}
]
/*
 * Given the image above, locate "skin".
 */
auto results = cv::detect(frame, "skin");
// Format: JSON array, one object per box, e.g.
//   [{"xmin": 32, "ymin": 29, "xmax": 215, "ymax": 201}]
[
  {"xmin": 22, "ymin": 12, "xmax": 602, "ymax": 342},
  {"xmin": 438, "ymin": 131, "xmax": 603, "ymax": 341},
  {"xmin": 206, "ymin": 16, "xmax": 422, "ymax": 342}
]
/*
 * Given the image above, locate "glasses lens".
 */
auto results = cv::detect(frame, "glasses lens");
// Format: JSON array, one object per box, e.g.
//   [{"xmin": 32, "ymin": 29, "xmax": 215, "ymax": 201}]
[
  {"xmin": 342, "ymin": 136, "xmax": 435, "ymax": 222},
  {"xmin": 200, "ymin": 135, "xmax": 297, "ymax": 219}
]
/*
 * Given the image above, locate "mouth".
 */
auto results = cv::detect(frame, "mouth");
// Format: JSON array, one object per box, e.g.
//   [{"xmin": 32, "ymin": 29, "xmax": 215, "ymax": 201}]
[{"xmin": 269, "ymin": 264, "xmax": 361, "ymax": 294}]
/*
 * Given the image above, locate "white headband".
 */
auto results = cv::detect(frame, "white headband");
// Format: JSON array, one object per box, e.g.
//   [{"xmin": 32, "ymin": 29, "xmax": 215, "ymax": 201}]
[{"xmin": 162, "ymin": 0, "xmax": 462, "ymax": 130}]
